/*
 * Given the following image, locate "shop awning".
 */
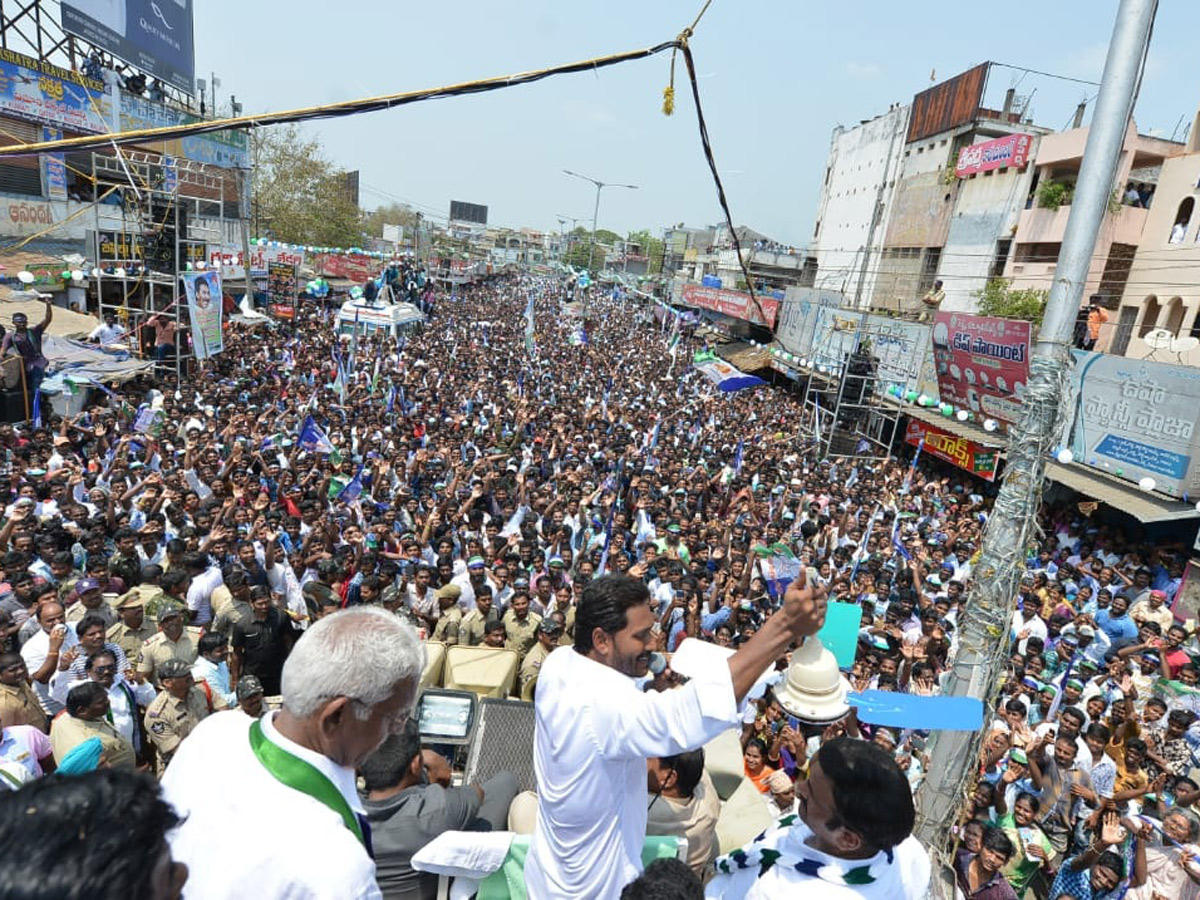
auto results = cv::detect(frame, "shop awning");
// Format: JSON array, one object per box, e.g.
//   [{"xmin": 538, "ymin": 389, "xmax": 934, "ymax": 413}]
[
  {"xmin": 715, "ymin": 341, "xmax": 771, "ymax": 372},
  {"xmin": 1044, "ymin": 461, "xmax": 1200, "ymax": 523},
  {"xmin": 886, "ymin": 397, "xmax": 1006, "ymax": 449}
]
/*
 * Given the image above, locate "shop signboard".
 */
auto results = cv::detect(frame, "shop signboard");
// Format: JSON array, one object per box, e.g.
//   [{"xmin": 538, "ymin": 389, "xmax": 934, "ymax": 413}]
[
  {"xmin": 932, "ymin": 312, "xmax": 1030, "ymax": 424},
  {"xmin": 680, "ymin": 284, "xmax": 779, "ymax": 328},
  {"xmin": 210, "ymin": 245, "xmax": 304, "ymax": 280},
  {"xmin": 0, "ymin": 47, "xmax": 108, "ymax": 133},
  {"xmin": 118, "ymin": 91, "xmax": 249, "ymax": 168},
  {"xmin": 320, "ymin": 253, "xmax": 373, "ymax": 283},
  {"xmin": 1060, "ymin": 350, "xmax": 1200, "ymax": 499},
  {"xmin": 905, "ymin": 419, "xmax": 998, "ymax": 481}
]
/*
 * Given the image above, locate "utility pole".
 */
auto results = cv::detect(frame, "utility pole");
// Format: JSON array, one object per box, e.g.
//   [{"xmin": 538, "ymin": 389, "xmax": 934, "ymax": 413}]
[
  {"xmin": 914, "ymin": 3, "xmax": 1159, "ymax": 897},
  {"xmin": 562, "ymin": 170, "xmax": 637, "ymax": 275}
]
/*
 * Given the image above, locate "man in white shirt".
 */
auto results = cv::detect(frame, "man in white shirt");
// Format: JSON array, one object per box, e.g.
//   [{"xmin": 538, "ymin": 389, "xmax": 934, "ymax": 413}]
[
  {"xmin": 19, "ymin": 601, "xmax": 79, "ymax": 716},
  {"xmin": 706, "ymin": 737, "xmax": 930, "ymax": 899},
  {"xmin": 87, "ymin": 311, "xmax": 126, "ymax": 347},
  {"xmin": 525, "ymin": 570, "xmax": 829, "ymax": 900},
  {"xmin": 184, "ymin": 553, "xmax": 222, "ymax": 627},
  {"xmin": 161, "ymin": 606, "xmax": 424, "ymax": 900}
]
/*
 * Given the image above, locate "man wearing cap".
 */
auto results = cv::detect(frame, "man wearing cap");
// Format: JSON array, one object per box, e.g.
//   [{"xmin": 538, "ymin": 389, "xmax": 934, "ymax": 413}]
[
  {"xmin": 1129, "ymin": 589, "xmax": 1173, "ymax": 633},
  {"xmin": 234, "ymin": 674, "xmax": 265, "ymax": 719},
  {"xmin": 430, "ymin": 585, "xmax": 463, "ymax": 646},
  {"xmin": 519, "ymin": 618, "xmax": 561, "ymax": 701},
  {"xmin": 209, "ymin": 567, "xmax": 254, "ymax": 637},
  {"xmin": 144, "ymin": 658, "xmax": 209, "ymax": 772},
  {"xmin": 138, "ymin": 606, "xmax": 202, "ymax": 687},
  {"xmin": 451, "ymin": 556, "xmax": 497, "ymax": 616},
  {"xmin": 502, "ymin": 591, "xmax": 541, "ymax": 662},
  {"xmin": 64, "ymin": 579, "xmax": 116, "ymax": 628},
  {"xmin": 107, "ymin": 589, "xmax": 156, "ymax": 663}
]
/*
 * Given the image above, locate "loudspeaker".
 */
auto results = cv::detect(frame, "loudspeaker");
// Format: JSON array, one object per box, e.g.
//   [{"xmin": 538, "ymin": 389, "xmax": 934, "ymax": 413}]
[
  {"xmin": 0, "ymin": 386, "xmax": 28, "ymax": 423},
  {"xmin": 462, "ymin": 697, "xmax": 537, "ymax": 794}
]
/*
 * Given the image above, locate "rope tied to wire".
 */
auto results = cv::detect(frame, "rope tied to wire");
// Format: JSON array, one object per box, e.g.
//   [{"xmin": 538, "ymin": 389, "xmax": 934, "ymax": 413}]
[{"xmin": 663, "ymin": 0, "xmax": 713, "ymax": 116}]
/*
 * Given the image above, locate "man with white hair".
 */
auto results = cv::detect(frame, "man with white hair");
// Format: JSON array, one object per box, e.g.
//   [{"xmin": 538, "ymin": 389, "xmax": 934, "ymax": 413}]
[{"xmin": 161, "ymin": 606, "xmax": 424, "ymax": 899}]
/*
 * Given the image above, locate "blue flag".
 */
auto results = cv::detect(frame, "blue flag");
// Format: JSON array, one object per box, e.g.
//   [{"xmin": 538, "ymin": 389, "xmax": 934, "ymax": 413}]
[
  {"xmin": 31, "ymin": 389, "xmax": 41, "ymax": 429},
  {"xmin": 298, "ymin": 416, "xmax": 335, "ymax": 454},
  {"xmin": 337, "ymin": 465, "xmax": 365, "ymax": 502},
  {"xmin": 891, "ymin": 519, "xmax": 912, "ymax": 562},
  {"xmin": 386, "ymin": 384, "xmax": 396, "ymax": 414},
  {"xmin": 733, "ymin": 439, "xmax": 744, "ymax": 476}
]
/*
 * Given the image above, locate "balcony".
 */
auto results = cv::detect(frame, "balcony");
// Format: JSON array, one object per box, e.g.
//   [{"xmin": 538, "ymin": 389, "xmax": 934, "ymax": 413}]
[{"xmin": 1015, "ymin": 202, "xmax": 1147, "ymax": 247}]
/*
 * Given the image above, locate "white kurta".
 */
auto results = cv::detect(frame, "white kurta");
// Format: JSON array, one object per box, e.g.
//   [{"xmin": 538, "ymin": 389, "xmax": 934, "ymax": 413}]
[
  {"xmin": 525, "ymin": 645, "xmax": 739, "ymax": 900},
  {"xmin": 161, "ymin": 709, "xmax": 380, "ymax": 899}
]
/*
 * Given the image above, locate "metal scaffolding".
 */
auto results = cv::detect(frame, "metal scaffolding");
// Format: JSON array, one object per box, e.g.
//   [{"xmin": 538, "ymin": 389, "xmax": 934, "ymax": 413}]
[
  {"xmin": 801, "ymin": 314, "xmax": 927, "ymax": 460},
  {"xmin": 91, "ymin": 150, "xmax": 226, "ymax": 384}
]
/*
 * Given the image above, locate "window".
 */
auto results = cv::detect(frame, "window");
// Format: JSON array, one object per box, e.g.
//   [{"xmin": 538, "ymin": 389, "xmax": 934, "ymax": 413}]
[
  {"xmin": 918, "ymin": 247, "xmax": 942, "ymax": 294},
  {"xmin": 1189, "ymin": 305, "xmax": 1200, "ymax": 340},
  {"xmin": 1170, "ymin": 198, "xmax": 1194, "ymax": 244},
  {"xmin": 991, "ymin": 239, "xmax": 1013, "ymax": 279},
  {"xmin": 1138, "ymin": 295, "xmax": 1162, "ymax": 337},
  {"xmin": 1165, "ymin": 297, "xmax": 1186, "ymax": 335}
]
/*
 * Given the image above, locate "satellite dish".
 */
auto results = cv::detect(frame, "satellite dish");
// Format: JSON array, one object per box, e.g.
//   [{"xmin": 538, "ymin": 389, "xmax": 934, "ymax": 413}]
[
  {"xmin": 1170, "ymin": 336, "xmax": 1199, "ymax": 353},
  {"xmin": 1144, "ymin": 328, "xmax": 1175, "ymax": 350}
]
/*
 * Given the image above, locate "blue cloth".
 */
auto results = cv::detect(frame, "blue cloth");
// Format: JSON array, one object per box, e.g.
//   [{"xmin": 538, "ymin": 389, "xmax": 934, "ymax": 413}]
[
  {"xmin": 1048, "ymin": 855, "xmax": 1119, "ymax": 900},
  {"xmin": 1095, "ymin": 609, "xmax": 1139, "ymax": 650},
  {"xmin": 56, "ymin": 736, "xmax": 103, "ymax": 775}
]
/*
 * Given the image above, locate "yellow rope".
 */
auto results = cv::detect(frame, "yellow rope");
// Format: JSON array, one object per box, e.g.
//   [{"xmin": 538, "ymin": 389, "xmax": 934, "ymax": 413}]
[
  {"xmin": 664, "ymin": 0, "xmax": 714, "ymax": 117},
  {"xmin": 0, "ymin": 185, "xmax": 118, "ymax": 255}
]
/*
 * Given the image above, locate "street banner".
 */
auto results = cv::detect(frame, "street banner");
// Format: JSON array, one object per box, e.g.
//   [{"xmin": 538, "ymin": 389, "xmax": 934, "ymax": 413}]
[
  {"xmin": 681, "ymin": 284, "xmax": 779, "ymax": 328},
  {"xmin": 932, "ymin": 312, "xmax": 1031, "ymax": 424},
  {"xmin": 182, "ymin": 271, "xmax": 223, "ymax": 359},
  {"xmin": 268, "ymin": 260, "xmax": 298, "ymax": 319}
]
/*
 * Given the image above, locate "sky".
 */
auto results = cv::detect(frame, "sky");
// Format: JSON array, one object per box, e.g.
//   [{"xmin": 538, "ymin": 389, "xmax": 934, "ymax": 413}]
[{"xmin": 192, "ymin": 1, "xmax": 1200, "ymax": 247}]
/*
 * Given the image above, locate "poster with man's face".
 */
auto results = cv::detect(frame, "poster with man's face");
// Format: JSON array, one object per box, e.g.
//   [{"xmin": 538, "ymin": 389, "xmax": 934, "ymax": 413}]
[{"xmin": 182, "ymin": 271, "xmax": 222, "ymax": 359}]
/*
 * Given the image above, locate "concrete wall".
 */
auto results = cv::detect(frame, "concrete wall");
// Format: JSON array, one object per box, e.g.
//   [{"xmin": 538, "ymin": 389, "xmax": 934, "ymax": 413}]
[
  {"xmin": 939, "ymin": 148, "xmax": 1040, "ymax": 312},
  {"xmin": 811, "ymin": 105, "xmax": 909, "ymax": 304}
]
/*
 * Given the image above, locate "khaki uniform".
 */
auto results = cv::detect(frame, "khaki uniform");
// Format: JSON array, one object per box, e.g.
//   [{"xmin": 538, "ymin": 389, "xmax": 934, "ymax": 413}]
[
  {"xmin": 65, "ymin": 600, "xmax": 116, "ymax": 628},
  {"xmin": 144, "ymin": 686, "xmax": 209, "ymax": 769},
  {"xmin": 50, "ymin": 713, "xmax": 136, "ymax": 769},
  {"xmin": 107, "ymin": 620, "xmax": 157, "ymax": 665},
  {"xmin": 209, "ymin": 584, "xmax": 234, "ymax": 621},
  {"xmin": 559, "ymin": 606, "xmax": 576, "ymax": 648},
  {"xmin": 461, "ymin": 609, "xmax": 498, "ymax": 647},
  {"xmin": 518, "ymin": 641, "xmax": 553, "ymax": 702},
  {"xmin": 503, "ymin": 611, "xmax": 542, "ymax": 661},
  {"xmin": 0, "ymin": 680, "xmax": 49, "ymax": 732},
  {"xmin": 138, "ymin": 628, "xmax": 202, "ymax": 685},
  {"xmin": 432, "ymin": 607, "xmax": 463, "ymax": 646},
  {"xmin": 210, "ymin": 597, "xmax": 254, "ymax": 636}
]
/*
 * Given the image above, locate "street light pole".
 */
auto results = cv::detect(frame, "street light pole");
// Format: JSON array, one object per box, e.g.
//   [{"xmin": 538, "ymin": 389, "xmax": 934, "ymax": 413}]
[{"xmin": 562, "ymin": 169, "xmax": 638, "ymax": 276}]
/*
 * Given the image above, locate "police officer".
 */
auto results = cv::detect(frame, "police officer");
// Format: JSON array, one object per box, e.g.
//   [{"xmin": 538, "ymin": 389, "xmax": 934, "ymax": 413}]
[
  {"xmin": 138, "ymin": 606, "xmax": 201, "ymax": 687},
  {"xmin": 502, "ymin": 591, "xmax": 541, "ymax": 661},
  {"xmin": 431, "ymin": 584, "xmax": 463, "ymax": 646},
  {"xmin": 143, "ymin": 658, "xmax": 209, "ymax": 772},
  {"xmin": 107, "ymin": 589, "xmax": 156, "ymax": 665},
  {"xmin": 518, "ymin": 618, "xmax": 562, "ymax": 701}
]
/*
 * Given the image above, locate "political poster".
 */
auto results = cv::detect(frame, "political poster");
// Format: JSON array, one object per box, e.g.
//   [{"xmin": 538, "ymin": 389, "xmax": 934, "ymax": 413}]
[
  {"xmin": 182, "ymin": 271, "xmax": 223, "ymax": 359},
  {"xmin": 905, "ymin": 420, "xmax": 998, "ymax": 482},
  {"xmin": 931, "ymin": 312, "xmax": 1031, "ymax": 424},
  {"xmin": 1060, "ymin": 350, "xmax": 1200, "ymax": 498},
  {"xmin": 268, "ymin": 260, "xmax": 298, "ymax": 319},
  {"xmin": 39, "ymin": 128, "xmax": 68, "ymax": 201}
]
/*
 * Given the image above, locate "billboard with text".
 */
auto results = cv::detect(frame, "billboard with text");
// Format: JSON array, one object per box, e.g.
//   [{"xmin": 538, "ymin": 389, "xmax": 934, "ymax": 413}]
[
  {"xmin": 680, "ymin": 284, "xmax": 778, "ymax": 328},
  {"xmin": 932, "ymin": 312, "xmax": 1031, "ymax": 424},
  {"xmin": 449, "ymin": 200, "xmax": 488, "ymax": 226},
  {"xmin": 0, "ymin": 47, "xmax": 109, "ymax": 133},
  {"xmin": 61, "ymin": 0, "xmax": 195, "ymax": 91}
]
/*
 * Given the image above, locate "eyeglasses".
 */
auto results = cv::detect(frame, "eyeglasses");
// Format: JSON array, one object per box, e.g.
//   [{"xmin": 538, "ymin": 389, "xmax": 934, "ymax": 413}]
[{"xmin": 92, "ymin": 665, "xmax": 117, "ymax": 674}]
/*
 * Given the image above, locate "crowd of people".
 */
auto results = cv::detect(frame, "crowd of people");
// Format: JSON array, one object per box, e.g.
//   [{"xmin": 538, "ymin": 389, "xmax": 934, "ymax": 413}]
[{"xmin": 0, "ymin": 261, "xmax": 1195, "ymax": 900}]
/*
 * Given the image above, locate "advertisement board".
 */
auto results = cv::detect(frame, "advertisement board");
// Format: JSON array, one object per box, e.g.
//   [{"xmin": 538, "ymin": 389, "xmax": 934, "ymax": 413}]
[
  {"xmin": 96, "ymin": 230, "xmax": 144, "ymax": 262},
  {"xmin": 449, "ymin": 200, "xmax": 488, "ymax": 226},
  {"xmin": 182, "ymin": 271, "xmax": 222, "ymax": 358},
  {"xmin": 0, "ymin": 47, "xmax": 108, "ymax": 133},
  {"xmin": 118, "ymin": 92, "xmax": 249, "ymax": 168},
  {"xmin": 267, "ymin": 260, "xmax": 297, "ymax": 319},
  {"xmin": 932, "ymin": 312, "xmax": 1031, "ymax": 424},
  {"xmin": 1060, "ymin": 350, "xmax": 1200, "ymax": 499},
  {"xmin": 210, "ymin": 245, "xmax": 304, "ymax": 280},
  {"xmin": 955, "ymin": 133, "xmax": 1033, "ymax": 177},
  {"xmin": 61, "ymin": 0, "xmax": 195, "ymax": 91},
  {"xmin": 774, "ymin": 286, "xmax": 843, "ymax": 357},
  {"xmin": 807, "ymin": 307, "xmax": 934, "ymax": 394},
  {"xmin": 906, "ymin": 420, "xmax": 998, "ymax": 481},
  {"xmin": 320, "ymin": 253, "xmax": 373, "ymax": 283},
  {"xmin": 680, "ymin": 284, "xmax": 779, "ymax": 328},
  {"xmin": 39, "ymin": 127, "xmax": 68, "ymax": 201}
]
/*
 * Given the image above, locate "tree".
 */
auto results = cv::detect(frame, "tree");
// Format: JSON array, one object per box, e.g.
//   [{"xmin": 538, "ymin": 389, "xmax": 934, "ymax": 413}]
[
  {"xmin": 250, "ymin": 124, "xmax": 363, "ymax": 247},
  {"xmin": 972, "ymin": 278, "xmax": 1048, "ymax": 327},
  {"xmin": 562, "ymin": 226, "xmax": 606, "ymax": 273},
  {"xmin": 363, "ymin": 202, "xmax": 420, "ymax": 239}
]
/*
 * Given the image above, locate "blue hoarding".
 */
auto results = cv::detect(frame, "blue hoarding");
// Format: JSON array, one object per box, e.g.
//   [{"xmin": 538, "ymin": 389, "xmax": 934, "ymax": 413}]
[{"xmin": 0, "ymin": 47, "xmax": 109, "ymax": 133}]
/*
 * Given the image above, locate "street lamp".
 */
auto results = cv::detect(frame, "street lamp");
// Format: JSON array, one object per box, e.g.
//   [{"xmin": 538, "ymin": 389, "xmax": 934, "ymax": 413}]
[{"xmin": 562, "ymin": 169, "xmax": 638, "ymax": 274}]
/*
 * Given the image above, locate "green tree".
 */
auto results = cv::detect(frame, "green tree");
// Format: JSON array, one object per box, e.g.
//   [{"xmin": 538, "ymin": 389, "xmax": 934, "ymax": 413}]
[
  {"xmin": 363, "ymin": 202, "xmax": 419, "ymax": 239},
  {"xmin": 972, "ymin": 278, "xmax": 1048, "ymax": 326},
  {"xmin": 251, "ymin": 124, "xmax": 363, "ymax": 247},
  {"xmin": 562, "ymin": 226, "xmax": 606, "ymax": 273}
]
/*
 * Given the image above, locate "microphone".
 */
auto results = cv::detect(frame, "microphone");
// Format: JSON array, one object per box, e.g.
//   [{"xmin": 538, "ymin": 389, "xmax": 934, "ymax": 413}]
[{"xmin": 648, "ymin": 652, "xmax": 667, "ymax": 675}]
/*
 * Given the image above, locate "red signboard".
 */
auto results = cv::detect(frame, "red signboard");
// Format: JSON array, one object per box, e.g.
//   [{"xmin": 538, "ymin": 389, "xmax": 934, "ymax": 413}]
[
  {"xmin": 320, "ymin": 253, "xmax": 373, "ymax": 282},
  {"xmin": 932, "ymin": 312, "xmax": 1031, "ymax": 425},
  {"xmin": 955, "ymin": 134, "xmax": 1032, "ymax": 177},
  {"xmin": 906, "ymin": 420, "xmax": 998, "ymax": 481},
  {"xmin": 680, "ymin": 284, "xmax": 779, "ymax": 328}
]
